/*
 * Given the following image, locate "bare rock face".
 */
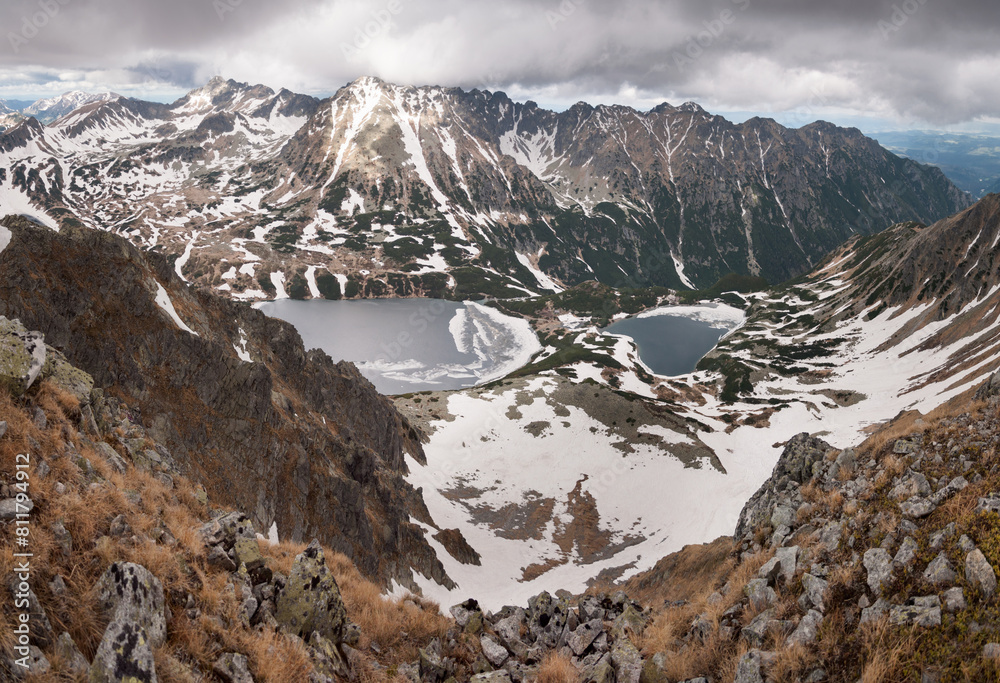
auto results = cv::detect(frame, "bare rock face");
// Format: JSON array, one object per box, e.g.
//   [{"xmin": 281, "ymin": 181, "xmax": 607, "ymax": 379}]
[
  {"xmin": 736, "ymin": 433, "xmax": 833, "ymax": 540},
  {"xmin": 0, "ymin": 216, "xmax": 448, "ymax": 590}
]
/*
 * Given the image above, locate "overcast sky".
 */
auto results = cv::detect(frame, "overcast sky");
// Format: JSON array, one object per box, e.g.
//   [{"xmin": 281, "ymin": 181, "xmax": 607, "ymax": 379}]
[{"xmin": 1, "ymin": 0, "xmax": 998, "ymax": 130}]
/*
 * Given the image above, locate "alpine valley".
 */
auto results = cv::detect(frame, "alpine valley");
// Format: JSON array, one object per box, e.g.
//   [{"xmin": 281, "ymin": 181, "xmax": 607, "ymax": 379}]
[{"xmin": 5, "ymin": 78, "xmax": 1000, "ymax": 682}]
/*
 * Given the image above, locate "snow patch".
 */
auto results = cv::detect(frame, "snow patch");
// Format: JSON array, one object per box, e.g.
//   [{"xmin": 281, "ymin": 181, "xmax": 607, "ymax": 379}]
[{"xmin": 153, "ymin": 283, "xmax": 198, "ymax": 336}]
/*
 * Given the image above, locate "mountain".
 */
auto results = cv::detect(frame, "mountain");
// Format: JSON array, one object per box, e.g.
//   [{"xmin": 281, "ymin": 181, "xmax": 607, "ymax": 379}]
[
  {"xmin": 21, "ymin": 90, "xmax": 121, "ymax": 123},
  {"xmin": 0, "ymin": 77, "xmax": 971, "ymax": 301},
  {"xmin": 0, "ymin": 214, "xmax": 454, "ymax": 590},
  {"xmin": 872, "ymin": 129, "xmax": 1000, "ymax": 199}
]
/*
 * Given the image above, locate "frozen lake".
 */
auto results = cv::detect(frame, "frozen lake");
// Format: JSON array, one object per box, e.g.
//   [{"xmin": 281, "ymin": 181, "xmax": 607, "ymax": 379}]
[
  {"xmin": 602, "ymin": 304, "xmax": 745, "ymax": 376},
  {"xmin": 255, "ymin": 298, "xmax": 541, "ymax": 395}
]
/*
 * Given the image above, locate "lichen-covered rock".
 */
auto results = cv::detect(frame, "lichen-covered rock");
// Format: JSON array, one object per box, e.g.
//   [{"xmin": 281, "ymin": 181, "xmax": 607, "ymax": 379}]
[
  {"xmin": 274, "ymin": 540, "xmax": 347, "ymax": 643},
  {"xmin": 611, "ymin": 638, "xmax": 643, "ymax": 683},
  {"xmin": 212, "ymin": 653, "xmax": 255, "ymax": 683},
  {"xmin": 0, "ymin": 317, "xmax": 46, "ymax": 397},
  {"xmin": 89, "ymin": 619, "xmax": 158, "ymax": 683},
  {"xmin": 480, "ymin": 634, "xmax": 509, "ymax": 667},
  {"xmin": 94, "ymin": 562, "xmax": 167, "ymax": 649},
  {"xmin": 788, "ymin": 610, "xmax": 823, "ymax": 646}
]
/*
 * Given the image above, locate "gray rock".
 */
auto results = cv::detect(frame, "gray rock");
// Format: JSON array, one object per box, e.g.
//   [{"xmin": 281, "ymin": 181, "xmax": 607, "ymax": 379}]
[
  {"xmin": 213, "ymin": 653, "xmax": 255, "ymax": 683},
  {"xmin": 94, "ymin": 442, "xmax": 128, "ymax": 475},
  {"xmin": 890, "ymin": 471, "xmax": 931, "ymax": 501},
  {"xmin": 274, "ymin": 540, "xmax": 347, "ymax": 644},
  {"xmin": 734, "ymin": 649, "xmax": 768, "ymax": 683},
  {"xmin": 480, "ymin": 635, "xmax": 509, "ymax": 667},
  {"xmin": 745, "ymin": 579, "xmax": 777, "ymax": 611},
  {"xmin": 568, "ymin": 619, "xmax": 603, "ymax": 656},
  {"xmin": 978, "ymin": 495, "xmax": 1000, "ymax": 514},
  {"xmin": 89, "ymin": 619, "xmax": 158, "ymax": 683},
  {"xmin": 932, "ymin": 476, "xmax": 969, "ymax": 505},
  {"xmin": 771, "ymin": 505, "xmax": 796, "ymax": 529},
  {"xmin": 894, "ymin": 536, "xmax": 919, "ymax": 569},
  {"xmin": 818, "ymin": 521, "xmax": 843, "ymax": 552},
  {"xmin": 494, "ymin": 612, "xmax": 525, "ymax": 654},
  {"xmin": 8, "ymin": 646, "xmax": 50, "ymax": 678},
  {"xmin": 830, "ymin": 448, "xmax": 857, "ymax": 480},
  {"xmin": 741, "ymin": 609, "xmax": 776, "ymax": 647},
  {"xmin": 929, "ymin": 523, "xmax": 956, "ymax": 550},
  {"xmin": 207, "ymin": 545, "xmax": 237, "ymax": 572},
  {"xmin": 863, "ymin": 548, "xmax": 894, "ymax": 595},
  {"xmin": 923, "ymin": 553, "xmax": 958, "ymax": 585},
  {"xmin": 860, "ymin": 598, "xmax": 889, "ymax": 624},
  {"xmin": 983, "ymin": 643, "xmax": 1000, "ymax": 660},
  {"xmin": 450, "ymin": 599, "xmax": 480, "ymax": 628},
  {"xmin": 6, "ymin": 576, "xmax": 53, "ymax": 647},
  {"xmin": 799, "ymin": 573, "xmax": 829, "ymax": 613},
  {"xmin": 900, "ymin": 496, "xmax": 936, "ymax": 518},
  {"xmin": 966, "ymin": 549, "xmax": 997, "ymax": 597},
  {"xmin": 54, "ymin": 631, "xmax": 90, "ymax": 675},
  {"xmin": 471, "ymin": 672, "xmax": 513, "ymax": 683},
  {"xmin": 91, "ymin": 563, "xmax": 166, "ymax": 683},
  {"xmin": 0, "ymin": 497, "xmax": 32, "ymax": 521},
  {"xmin": 611, "ymin": 638, "xmax": 643, "ymax": 683},
  {"xmin": 890, "ymin": 596, "xmax": 942, "ymax": 627},
  {"xmin": 788, "ymin": 610, "xmax": 823, "ymax": 646},
  {"xmin": 942, "ymin": 587, "xmax": 966, "ymax": 613}
]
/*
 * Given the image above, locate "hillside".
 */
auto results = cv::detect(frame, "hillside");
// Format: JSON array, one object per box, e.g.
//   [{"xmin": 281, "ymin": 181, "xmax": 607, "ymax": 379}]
[
  {"xmin": 0, "ymin": 78, "xmax": 971, "ymax": 301},
  {"xmin": 0, "ymin": 214, "xmax": 453, "ymax": 592}
]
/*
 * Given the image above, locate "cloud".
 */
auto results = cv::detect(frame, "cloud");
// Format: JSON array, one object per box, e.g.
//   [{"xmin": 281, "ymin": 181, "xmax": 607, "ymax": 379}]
[{"xmin": 0, "ymin": 0, "xmax": 997, "ymax": 125}]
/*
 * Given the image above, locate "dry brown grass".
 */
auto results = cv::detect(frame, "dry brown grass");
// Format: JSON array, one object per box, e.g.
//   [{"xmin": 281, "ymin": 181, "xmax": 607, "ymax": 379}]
[
  {"xmin": 857, "ymin": 619, "xmax": 917, "ymax": 683},
  {"xmin": 537, "ymin": 651, "xmax": 579, "ymax": 683}
]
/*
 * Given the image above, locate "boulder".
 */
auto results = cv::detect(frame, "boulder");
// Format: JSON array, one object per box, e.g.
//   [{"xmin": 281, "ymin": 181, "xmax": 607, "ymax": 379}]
[
  {"xmin": 788, "ymin": 610, "xmax": 823, "ymax": 646},
  {"xmin": 942, "ymin": 587, "xmax": 966, "ymax": 613},
  {"xmin": 611, "ymin": 638, "xmax": 643, "ymax": 683},
  {"xmin": 799, "ymin": 573, "xmax": 829, "ymax": 613},
  {"xmin": 94, "ymin": 563, "xmax": 167, "ymax": 648},
  {"xmin": 966, "ymin": 549, "xmax": 997, "ymax": 597},
  {"xmin": 274, "ymin": 540, "xmax": 347, "ymax": 643},
  {"xmin": 54, "ymin": 631, "xmax": 89, "ymax": 676},
  {"xmin": 893, "ymin": 536, "xmax": 919, "ymax": 569},
  {"xmin": 922, "ymin": 553, "xmax": 957, "ymax": 586},
  {"xmin": 480, "ymin": 635, "xmax": 508, "ymax": 668},
  {"xmin": 568, "ymin": 619, "xmax": 603, "ymax": 656},
  {"xmin": 213, "ymin": 653, "xmax": 255, "ymax": 683},
  {"xmin": 864, "ymin": 548, "xmax": 894, "ymax": 595},
  {"xmin": 89, "ymin": 619, "xmax": 158, "ymax": 683}
]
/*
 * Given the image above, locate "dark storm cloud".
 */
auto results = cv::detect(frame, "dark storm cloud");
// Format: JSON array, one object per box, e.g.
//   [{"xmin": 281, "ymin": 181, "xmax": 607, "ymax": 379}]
[{"xmin": 1, "ymin": 0, "xmax": 998, "ymax": 124}]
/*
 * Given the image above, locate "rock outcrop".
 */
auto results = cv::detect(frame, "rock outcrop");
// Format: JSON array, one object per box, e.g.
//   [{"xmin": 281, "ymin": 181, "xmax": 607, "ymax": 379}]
[{"xmin": 0, "ymin": 215, "xmax": 448, "ymax": 590}]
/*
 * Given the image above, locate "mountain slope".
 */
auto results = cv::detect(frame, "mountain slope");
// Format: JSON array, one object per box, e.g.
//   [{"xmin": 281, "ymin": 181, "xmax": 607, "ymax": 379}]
[
  {"xmin": 0, "ymin": 214, "xmax": 453, "ymax": 590},
  {"xmin": 0, "ymin": 77, "xmax": 971, "ymax": 301}
]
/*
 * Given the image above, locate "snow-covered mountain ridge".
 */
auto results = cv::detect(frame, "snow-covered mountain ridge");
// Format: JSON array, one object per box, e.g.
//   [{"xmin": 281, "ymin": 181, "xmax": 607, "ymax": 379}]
[{"xmin": 0, "ymin": 77, "xmax": 971, "ymax": 301}]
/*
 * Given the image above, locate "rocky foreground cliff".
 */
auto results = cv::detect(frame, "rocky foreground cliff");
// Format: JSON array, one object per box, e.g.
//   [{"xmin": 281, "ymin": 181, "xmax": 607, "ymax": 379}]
[{"xmin": 0, "ymin": 214, "xmax": 453, "ymax": 591}]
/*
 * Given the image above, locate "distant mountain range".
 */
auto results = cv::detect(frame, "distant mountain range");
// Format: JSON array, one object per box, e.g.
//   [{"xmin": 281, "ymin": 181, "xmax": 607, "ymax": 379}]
[
  {"xmin": 0, "ymin": 78, "xmax": 972, "ymax": 299},
  {"xmin": 872, "ymin": 129, "xmax": 1000, "ymax": 199}
]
